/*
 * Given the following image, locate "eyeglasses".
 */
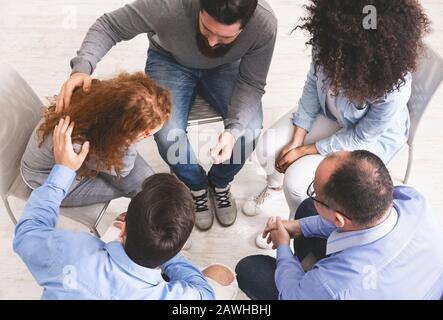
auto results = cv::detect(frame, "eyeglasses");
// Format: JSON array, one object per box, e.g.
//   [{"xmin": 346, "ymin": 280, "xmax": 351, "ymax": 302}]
[{"xmin": 306, "ymin": 181, "xmax": 353, "ymax": 221}]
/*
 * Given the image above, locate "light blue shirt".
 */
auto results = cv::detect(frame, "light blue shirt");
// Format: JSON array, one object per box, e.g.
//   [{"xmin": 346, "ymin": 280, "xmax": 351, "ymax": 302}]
[
  {"xmin": 292, "ymin": 62, "xmax": 411, "ymax": 163},
  {"xmin": 275, "ymin": 186, "xmax": 443, "ymax": 300},
  {"xmin": 13, "ymin": 165, "xmax": 215, "ymax": 300}
]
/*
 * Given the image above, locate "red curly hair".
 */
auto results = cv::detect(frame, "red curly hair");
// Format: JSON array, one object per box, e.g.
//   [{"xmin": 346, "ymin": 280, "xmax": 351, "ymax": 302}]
[{"xmin": 38, "ymin": 72, "xmax": 171, "ymax": 178}]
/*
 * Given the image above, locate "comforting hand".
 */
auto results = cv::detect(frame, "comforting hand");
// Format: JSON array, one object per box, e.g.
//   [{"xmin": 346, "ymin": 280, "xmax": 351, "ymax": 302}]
[
  {"xmin": 53, "ymin": 116, "xmax": 90, "ymax": 171},
  {"xmin": 211, "ymin": 132, "xmax": 236, "ymax": 164},
  {"xmin": 263, "ymin": 216, "xmax": 291, "ymax": 249},
  {"xmin": 55, "ymin": 73, "xmax": 92, "ymax": 112}
]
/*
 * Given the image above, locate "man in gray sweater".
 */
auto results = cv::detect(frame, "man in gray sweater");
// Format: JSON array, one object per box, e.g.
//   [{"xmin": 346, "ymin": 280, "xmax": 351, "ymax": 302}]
[{"xmin": 56, "ymin": 0, "xmax": 277, "ymax": 230}]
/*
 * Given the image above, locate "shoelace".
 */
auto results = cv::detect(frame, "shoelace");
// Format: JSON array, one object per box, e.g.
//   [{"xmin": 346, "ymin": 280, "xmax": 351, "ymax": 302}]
[
  {"xmin": 255, "ymin": 187, "xmax": 271, "ymax": 205},
  {"xmin": 193, "ymin": 192, "xmax": 209, "ymax": 212},
  {"xmin": 214, "ymin": 188, "xmax": 231, "ymax": 208}
]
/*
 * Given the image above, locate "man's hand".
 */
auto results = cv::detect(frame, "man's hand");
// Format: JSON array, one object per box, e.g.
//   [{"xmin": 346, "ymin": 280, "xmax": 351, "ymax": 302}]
[
  {"xmin": 53, "ymin": 116, "xmax": 90, "ymax": 171},
  {"xmin": 210, "ymin": 132, "xmax": 236, "ymax": 164},
  {"xmin": 55, "ymin": 73, "xmax": 92, "ymax": 112},
  {"xmin": 263, "ymin": 216, "xmax": 291, "ymax": 249},
  {"xmin": 262, "ymin": 218, "xmax": 302, "ymax": 240}
]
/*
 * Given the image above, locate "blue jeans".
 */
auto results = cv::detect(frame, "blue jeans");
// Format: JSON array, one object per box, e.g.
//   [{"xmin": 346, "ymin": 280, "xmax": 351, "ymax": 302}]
[
  {"xmin": 235, "ymin": 199, "xmax": 327, "ymax": 300},
  {"xmin": 145, "ymin": 50, "xmax": 263, "ymax": 190}
]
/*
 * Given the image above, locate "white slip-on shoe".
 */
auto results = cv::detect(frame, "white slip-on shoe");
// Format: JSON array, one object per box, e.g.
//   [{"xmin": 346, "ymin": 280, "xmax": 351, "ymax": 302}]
[
  {"xmin": 255, "ymin": 231, "xmax": 273, "ymax": 250},
  {"xmin": 242, "ymin": 186, "xmax": 283, "ymax": 216}
]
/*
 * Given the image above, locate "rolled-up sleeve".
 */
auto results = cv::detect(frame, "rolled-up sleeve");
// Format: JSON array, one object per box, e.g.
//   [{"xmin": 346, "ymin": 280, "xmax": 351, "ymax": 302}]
[
  {"xmin": 292, "ymin": 62, "xmax": 322, "ymax": 132},
  {"xmin": 299, "ymin": 215, "xmax": 336, "ymax": 239}
]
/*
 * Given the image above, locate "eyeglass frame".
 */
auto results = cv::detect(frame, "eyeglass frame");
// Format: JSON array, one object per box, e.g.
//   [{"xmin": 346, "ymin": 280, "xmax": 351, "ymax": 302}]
[{"xmin": 306, "ymin": 181, "xmax": 353, "ymax": 221}]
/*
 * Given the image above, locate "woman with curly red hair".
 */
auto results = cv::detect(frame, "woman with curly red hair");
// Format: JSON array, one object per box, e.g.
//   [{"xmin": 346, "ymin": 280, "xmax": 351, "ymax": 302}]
[
  {"xmin": 21, "ymin": 72, "xmax": 171, "ymax": 206},
  {"xmin": 243, "ymin": 0, "xmax": 431, "ymax": 241}
]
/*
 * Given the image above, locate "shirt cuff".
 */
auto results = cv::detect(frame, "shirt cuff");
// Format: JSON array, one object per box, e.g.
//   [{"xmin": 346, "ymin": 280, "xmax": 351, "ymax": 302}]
[
  {"xmin": 47, "ymin": 165, "xmax": 76, "ymax": 192},
  {"xmin": 291, "ymin": 113, "xmax": 313, "ymax": 132},
  {"xmin": 277, "ymin": 244, "xmax": 294, "ymax": 260},
  {"xmin": 299, "ymin": 216, "xmax": 326, "ymax": 238},
  {"xmin": 70, "ymin": 57, "xmax": 93, "ymax": 75},
  {"xmin": 315, "ymin": 138, "xmax": 332, "ymax": 156},
  {"xmin": 223, "ymin": 124, "xmax": 244, "ymax": 141}
]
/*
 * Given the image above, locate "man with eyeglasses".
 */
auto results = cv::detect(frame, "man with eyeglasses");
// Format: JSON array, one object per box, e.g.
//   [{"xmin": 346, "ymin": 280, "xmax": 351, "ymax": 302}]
[
  {"xmin": 236, "ymin": 150, "xmax": 443, "ymax": 300},
  {"xmin": 54, "ymin": 0, "xmax": 277, "ymax": 231}
]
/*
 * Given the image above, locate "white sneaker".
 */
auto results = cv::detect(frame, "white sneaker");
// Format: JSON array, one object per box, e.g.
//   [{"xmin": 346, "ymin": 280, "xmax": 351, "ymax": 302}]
[
  {"xmin": 182, "ymin": 239, "xmax": 192, "ymax": 251},
  {"xmin": 242, "ymin": 186, "xmax": 283, "ymax": 216},
  {"xmin": 255, "ymin": 231, "xmax": 273, "ymax": 250}
]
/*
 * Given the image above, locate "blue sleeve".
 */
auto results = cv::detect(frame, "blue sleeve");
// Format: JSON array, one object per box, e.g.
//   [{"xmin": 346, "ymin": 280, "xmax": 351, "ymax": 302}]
[
  {"xmin": 299, "ymin": 216, "xmax": 337, "ymax": 239},
  {"xmin": 13, "ymin": 165, "xmax": 76, "ymax": 282},
  {"xmin": 292, "ymin": 62, "xmax": 322, "ymax": 131},
  {"xmin": 316, "ymin": 74, "xmax": 411, "ymax": 155},
  {"xmin": 275, "ymin": 245, "xmax": 334, "ymax": 300},
  {"xmin": 161, "ymin": 254, "xmax": 215, "ymax": 300}
]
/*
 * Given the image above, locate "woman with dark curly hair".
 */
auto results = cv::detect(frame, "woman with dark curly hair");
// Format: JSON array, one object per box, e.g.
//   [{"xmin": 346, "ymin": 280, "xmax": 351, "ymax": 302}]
[
  {"xmin": 21, "ymin": 72, "xmax": 171, "ymax": 206},
  {"xmin": 244, "ymin": 0, "xmax": 431, "ymax": 244}
]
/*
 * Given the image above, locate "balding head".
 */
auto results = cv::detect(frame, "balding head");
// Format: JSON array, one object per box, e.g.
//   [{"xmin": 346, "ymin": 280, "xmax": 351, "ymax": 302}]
[{"xmin": 315, "ymin": 150, "xmax": 393, "ymax": 228}]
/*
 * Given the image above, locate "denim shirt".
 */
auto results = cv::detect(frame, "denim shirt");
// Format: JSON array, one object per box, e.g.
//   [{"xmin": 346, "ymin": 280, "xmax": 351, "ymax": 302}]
[{"xmin": 292, "ymin": 62, "xmax": 411, "ymax": 163}]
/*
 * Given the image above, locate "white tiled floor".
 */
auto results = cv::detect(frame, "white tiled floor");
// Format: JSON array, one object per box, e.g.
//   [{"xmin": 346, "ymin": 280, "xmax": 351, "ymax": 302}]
[{"xmin": 0, "ymin": 0, "xmax": 442, "ymax": 299}]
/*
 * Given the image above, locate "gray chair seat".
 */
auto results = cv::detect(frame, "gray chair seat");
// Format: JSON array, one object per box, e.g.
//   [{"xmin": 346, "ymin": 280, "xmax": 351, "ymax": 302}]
[{"xmin": 188, "ymin": 95, "xmax": 223, "ymax": 126}]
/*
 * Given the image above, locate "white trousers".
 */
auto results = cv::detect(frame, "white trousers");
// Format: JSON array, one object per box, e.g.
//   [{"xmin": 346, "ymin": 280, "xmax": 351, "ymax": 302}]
[{"xmin": 256, "ymin": 108, "xmax": 340, "ymax": 216}]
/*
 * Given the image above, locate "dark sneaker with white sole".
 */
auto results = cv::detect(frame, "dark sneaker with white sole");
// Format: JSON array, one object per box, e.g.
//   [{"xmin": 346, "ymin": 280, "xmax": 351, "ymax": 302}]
[
  {"xmin": 211, "ymin": 185, "xmax": 237, "ymax": 227},
  {"xmin": 191, "ymin": 189, "xmax": 214, "ymax": 231}
]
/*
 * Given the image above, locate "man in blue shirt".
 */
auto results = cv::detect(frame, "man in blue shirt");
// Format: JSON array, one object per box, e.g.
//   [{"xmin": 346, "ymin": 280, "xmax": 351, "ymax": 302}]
[
  {"xmin": 236, "ymin": 150, "xmax": 443, "ymax": 300},
  {"xmin": 13, "ymin": 117, "xmax": 215, "ymax": 300}
]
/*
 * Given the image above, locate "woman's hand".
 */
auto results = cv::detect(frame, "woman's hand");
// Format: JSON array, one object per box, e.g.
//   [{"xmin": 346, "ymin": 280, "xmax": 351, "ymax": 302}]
[
  {"xmin": 275, "ymin": 144, "xmax": 319, "ymax": 173},
  {"xmin": 277, "ymin": 141, "xmax": 301, "ymax": 164},
  {"xmin": 275, "ymin": 147, "xmax": 304, "ymax": 173}
]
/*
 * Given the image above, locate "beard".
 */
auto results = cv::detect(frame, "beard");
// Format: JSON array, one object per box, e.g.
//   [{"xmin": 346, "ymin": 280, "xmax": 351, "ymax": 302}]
[{"xmin": 195, "ymin": 29, "xmax": 237, "ymax": 58}]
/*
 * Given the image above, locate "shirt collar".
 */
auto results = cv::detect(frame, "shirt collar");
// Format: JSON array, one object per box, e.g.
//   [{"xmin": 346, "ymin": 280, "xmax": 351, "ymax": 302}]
[
  {"xmin": 326, "ymin": 207, "xmax": 398, "ymax": 255},
  {"xmin": 104, "ymin": 241, "xmax": 164, "ymax": 285}
]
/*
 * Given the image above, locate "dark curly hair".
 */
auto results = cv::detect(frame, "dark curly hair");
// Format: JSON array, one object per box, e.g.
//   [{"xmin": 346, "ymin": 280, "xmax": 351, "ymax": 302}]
[{"xmin": 296, "ymin": 0, "xmax": 431, "ymax": 104}]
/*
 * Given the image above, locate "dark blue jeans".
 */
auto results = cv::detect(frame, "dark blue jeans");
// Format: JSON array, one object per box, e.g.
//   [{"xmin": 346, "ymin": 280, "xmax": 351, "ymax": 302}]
[
  {"xmin": 235, "ymin": 199, "xmax": 327, "ymax": 300},
  {"xmin": 145, "ymin": 50, "xmax": 263, "ymax": 191}
]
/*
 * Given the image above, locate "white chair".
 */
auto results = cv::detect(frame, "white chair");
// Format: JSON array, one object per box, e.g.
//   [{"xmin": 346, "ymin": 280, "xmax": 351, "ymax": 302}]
[
  {"xmin": 404, "ymin": 46, "xmax": 443, "ymax": 183},
  {"xmin": 0, "ymin": 63, "xmax": 110, "ymax": 237}
]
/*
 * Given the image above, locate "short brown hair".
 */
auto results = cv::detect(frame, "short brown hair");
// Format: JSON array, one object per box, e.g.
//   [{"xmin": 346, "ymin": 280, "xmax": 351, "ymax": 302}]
[{"xmin": 124, "ymin": 173, "xmax": 195, "ymax": 268}]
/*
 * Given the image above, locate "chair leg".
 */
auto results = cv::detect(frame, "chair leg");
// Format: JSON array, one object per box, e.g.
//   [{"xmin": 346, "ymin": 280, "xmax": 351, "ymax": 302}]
[
  {"xmin": 403, "ymin": 144, "xmax": 414, "ymax": 184},
  {"xmin": 3, "ymin": 196, "xmax": 18, "ymax": 225},
  {"xmin": 90, "ymin": 201, "xmax": 110, "ymax": 238}
]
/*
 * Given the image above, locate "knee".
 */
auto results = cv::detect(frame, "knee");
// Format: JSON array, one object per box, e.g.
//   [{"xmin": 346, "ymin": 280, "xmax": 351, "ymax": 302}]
[
  {"xmin": 235, "ymin": 255, "xmax": 262, "ymax": 280},
  {"xmin": 255, "ymin": 130, "xmax": 277, "ymax": 164},
  {"xmin": 154, "ymin": 121, "xmax": 187, "ymax": 145},
  {"xmin": 282, "ymin": 164, "xmax": 308, "ymax": 199},
  {"xmin": 241, "ymin": 112, "xmax": 263, "ymax": 142},
  {"xmin": 295, "ymin": 198, "xmax": 317, "ymax": 220}
]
